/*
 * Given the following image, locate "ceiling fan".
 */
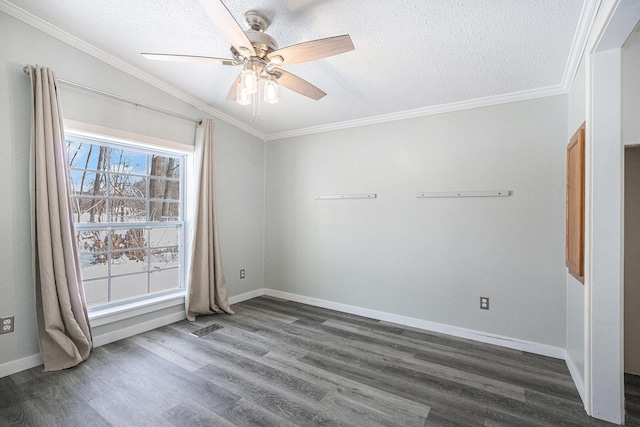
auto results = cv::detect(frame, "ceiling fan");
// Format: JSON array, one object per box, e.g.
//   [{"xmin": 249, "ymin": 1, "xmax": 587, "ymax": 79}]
[{"xmin": 142, "ymin": 0, "xmax": 355, "ymax": 106}]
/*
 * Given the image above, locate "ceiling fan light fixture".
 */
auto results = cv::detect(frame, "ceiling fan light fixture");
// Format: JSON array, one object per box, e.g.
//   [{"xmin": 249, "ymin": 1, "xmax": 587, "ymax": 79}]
[
  {"xmin": 236, "ymin": 83, "xmax": 251, "ymax": 105},
  {"xmin": 240, "ymin": 61, "xmax": 258, "ymax": 94},
  {"xmin": 264, "ymin": 75, "xmax": 279, "ymax": 104},
  {"xmin": 142, "ymin": 5, "xmax": 355, "ymax": 111}
]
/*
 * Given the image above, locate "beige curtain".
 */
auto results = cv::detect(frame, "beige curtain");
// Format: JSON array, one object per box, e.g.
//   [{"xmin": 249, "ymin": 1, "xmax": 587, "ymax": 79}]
[
  {"xmin": 28, "ymin": 65, "xmax": 92, "ymax": 371},
  {"xmin": 186, "ymin": 119, "xmax": 234, "ymax": 321}
]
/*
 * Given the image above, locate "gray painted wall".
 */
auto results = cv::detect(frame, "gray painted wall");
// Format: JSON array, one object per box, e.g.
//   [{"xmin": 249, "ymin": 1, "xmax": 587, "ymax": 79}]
[
  {"xmin": 566, "ymin": 57, "xmax": 586, "ymax": 386},
  {"xmin": 265, "ymin": 96, "xmax": 568, "ymax": 347},
  {"xmin": 0, "ymin": 11, "xmax": 265, "ymax": 370}
]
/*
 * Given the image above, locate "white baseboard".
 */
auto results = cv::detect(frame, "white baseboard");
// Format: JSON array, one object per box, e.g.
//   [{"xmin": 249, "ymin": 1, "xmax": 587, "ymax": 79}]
[
  {"xmin": 565, "ymin": 353, "xmax": 586, "ymax": 404},
  {"xmin": 0, "ymin": 353, "xmax": 43, "ymax": 378},
  {"xmin": 263, "ymin": 288, "xmax": 566, "ymax": 360},
  {"xmin": 0, "ymin": 288, "xmax": 572, "ymax": 384},
  {"xmin": 92, "ymin": 311, "xmax": 186, "ymax": 347},
  {"xmin": 229, "ymin": 288, "xmax": 265, "ymax": 305}
]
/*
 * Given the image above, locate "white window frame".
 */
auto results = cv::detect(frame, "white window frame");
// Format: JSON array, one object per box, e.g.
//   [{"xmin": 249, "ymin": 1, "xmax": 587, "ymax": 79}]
[{"xmin": 64, "ymin": 120, "xmax": 194, "ymax": 324}]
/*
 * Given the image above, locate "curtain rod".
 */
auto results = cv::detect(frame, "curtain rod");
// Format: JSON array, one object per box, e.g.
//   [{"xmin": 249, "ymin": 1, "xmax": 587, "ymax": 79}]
[{"xmin": 23, "ymin": 66, "xmax": 202, "ymax": 124}]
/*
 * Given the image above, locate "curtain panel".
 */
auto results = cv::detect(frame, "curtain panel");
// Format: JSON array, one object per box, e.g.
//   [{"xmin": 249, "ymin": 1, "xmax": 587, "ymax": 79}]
[
  {"xmin": 186, "ymin": 119, "xmax": 234, "ymax": 321},
  {"xmin": 28, "ymin": 65, "xmax": 92, "ymax": 371}
]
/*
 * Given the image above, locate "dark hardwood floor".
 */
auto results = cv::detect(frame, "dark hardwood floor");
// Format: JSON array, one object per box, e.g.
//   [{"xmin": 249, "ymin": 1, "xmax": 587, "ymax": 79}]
[{"xmin": 1, "ymin": 296, "xmax": 638, "ymax": 426}]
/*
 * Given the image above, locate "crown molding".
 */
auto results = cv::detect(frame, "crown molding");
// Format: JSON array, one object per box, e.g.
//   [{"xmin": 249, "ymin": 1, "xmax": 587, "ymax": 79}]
[
  {"xmin": 265, "ymin": 84, "xmax": 566, "ymax": 141},
  {"xmin": 2, "ymin": 0, "xmax": 597, "ymax": 143},
  {"xmin": 0, "ymin": 0, "xmax": 267, "ymax": 141},
  {"xmin": 265, "ymin": 0, "xmax": 599, "ymax": 141},
  {"xmin": 561, "ymin": 0, "xmax": 601, "ymax": 92}
]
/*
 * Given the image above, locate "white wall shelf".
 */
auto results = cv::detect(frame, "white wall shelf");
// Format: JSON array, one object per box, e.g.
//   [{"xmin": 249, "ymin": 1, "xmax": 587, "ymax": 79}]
[
  {"xmin": 316, "ymin": 193, "xmax": 377, "ymax": 200},
  {"xmin": 417, "ymin": 190, "xmax": 511, "ymax": 198}
]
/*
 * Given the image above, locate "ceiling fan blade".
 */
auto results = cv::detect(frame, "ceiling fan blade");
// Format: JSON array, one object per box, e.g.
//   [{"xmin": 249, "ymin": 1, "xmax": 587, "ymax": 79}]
[
  {"xmin": 267, "ymin": 35, "xmax": 354, "ymax": 66},
  {"xmin": 142, "ymin": 53, "xmax": 236, "ymax": 66},
  {"xmin": 198, "ymin": 0, "xmax": 256, "ymax": 58},
  {"xmin": 226, "ymin": 74, "xmax": 241, "ymax": 101},
  {"xmin": 272, "ymin": 68, "xmax": 326, "ymax": 100}
]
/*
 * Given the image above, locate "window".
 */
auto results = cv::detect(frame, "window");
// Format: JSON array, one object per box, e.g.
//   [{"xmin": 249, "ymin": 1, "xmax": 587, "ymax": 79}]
[{"xmin": 66, "ymin": 132, "xmax": 185, "ymax": 309}]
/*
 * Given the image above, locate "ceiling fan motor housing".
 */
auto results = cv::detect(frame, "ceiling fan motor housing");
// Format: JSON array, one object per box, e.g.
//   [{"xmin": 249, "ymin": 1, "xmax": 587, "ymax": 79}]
[{"xmin": 245, "ymin": 30, "xmax": 278, "ymax": 58}]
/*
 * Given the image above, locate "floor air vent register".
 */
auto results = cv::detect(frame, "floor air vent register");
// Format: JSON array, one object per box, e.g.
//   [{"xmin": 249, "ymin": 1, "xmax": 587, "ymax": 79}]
[{"xmin": 190, "ymin": 323, "xmax": 223, "ymax": 337}]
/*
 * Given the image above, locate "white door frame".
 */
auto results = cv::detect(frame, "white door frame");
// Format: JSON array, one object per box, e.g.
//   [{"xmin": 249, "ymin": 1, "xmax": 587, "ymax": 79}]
[{"xmin": 585, "ymin": 0, "xmax": 640, "ymax": 423}]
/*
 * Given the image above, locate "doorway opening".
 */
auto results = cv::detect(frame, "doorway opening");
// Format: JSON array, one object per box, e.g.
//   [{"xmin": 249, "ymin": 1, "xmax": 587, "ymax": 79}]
[{"xmin": 624, "ymin": 146, "xmax": 640, "ymax": 422}]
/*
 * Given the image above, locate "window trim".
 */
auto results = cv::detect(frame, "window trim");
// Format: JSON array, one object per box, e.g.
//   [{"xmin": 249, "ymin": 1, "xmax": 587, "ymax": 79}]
[
  {"xmin": 64, "ymin": 119, "xmax": 195, "ymax": 155},
  {"xmin": 89, "ymin": 293, "xmax": 185, "ymax": 326},
  {"xmin": 64, "ymin": 120, "xmax": 194, "ymax": 316}
]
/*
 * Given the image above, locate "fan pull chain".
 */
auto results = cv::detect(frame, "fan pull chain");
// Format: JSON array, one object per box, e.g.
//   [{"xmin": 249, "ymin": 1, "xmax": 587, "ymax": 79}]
[{"xmin": 251, "ymin": 80, "xmax": 262, "ymax": 122}]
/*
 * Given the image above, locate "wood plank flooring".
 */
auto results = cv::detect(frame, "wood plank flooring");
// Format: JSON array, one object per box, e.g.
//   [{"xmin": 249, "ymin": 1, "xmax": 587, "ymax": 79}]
[{"xmin": 1, "ymin": 295, "xmax": 639, "ymax": 426}]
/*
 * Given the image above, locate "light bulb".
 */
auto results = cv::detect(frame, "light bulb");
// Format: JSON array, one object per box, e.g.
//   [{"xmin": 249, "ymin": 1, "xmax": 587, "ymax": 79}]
[
  {"xmin": 239, "ymin": 62, "xmax": 258, "ymax": 95},
  {"xmin": 264, "ymin": 75, "xmax": 279, "ymax": 104},
  {"xmin": 236, "ymin": 83, "xmax": 251, "ymax": 105}
]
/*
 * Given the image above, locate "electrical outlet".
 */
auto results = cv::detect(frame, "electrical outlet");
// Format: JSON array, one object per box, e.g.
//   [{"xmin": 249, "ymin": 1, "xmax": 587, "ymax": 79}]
[
  {"xmin": 480, "ymin": 297, "xmax": 489, "ymax": 310},
  {"xmin": 0, "ymin": 316, "xmax": 14, "ymax": 334},
  {"xmin": 240, "ymin": 269, "xmax": 246, "ymax": 279}
]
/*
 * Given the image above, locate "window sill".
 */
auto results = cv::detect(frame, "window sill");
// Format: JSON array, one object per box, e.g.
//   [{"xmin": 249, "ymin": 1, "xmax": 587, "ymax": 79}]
[{"xmin": 89, "ymin": 292, "xmax": 186, "ymax": 327}]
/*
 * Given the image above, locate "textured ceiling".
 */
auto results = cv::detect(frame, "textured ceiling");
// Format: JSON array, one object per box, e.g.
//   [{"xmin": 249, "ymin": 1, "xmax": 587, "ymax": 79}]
[{"xmin": 4, "ymin": 0, "xmax": 592, "ymax": 138}]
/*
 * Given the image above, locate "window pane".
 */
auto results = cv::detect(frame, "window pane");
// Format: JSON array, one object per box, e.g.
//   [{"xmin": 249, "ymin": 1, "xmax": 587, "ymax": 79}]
[
  {"xmin": 69, "ymin": 170, "xmax": 108, "ymax": 197},
  {"xmin": 149, "ymin": 178, "xmax": 179, "ymax": 201},
  {"xmin": 111, "ymin": 251, "xmax": 149, "ymax": 276},
  {"xmin": 149, "ymin": 227, "xmax": 180, "ymax": 247},
  {"xmin": 109, "ymin": 228, "xmax": 148, "ymax": 252},
  {"xmin": 110, "ymin": 174, "xmax": 146, "ymax": 198},
  {"xmin": 149, "ymin": 174, "xmax": 180, "ymax": 222},
  {"xmin": 76, "ymin": 229, "xmax": 109, "ymax": 252},
  {"xmin": 150, "ymin": 246, "xmax": 179, "ymax": 271},
  {"xmin": 84, "ymin": 279, "xmax": 109, "ymax": 307},
  {"xmin": 110, "ymin": 228, "xmax": 149, "ymax": 276},
  {"xmin": 150, "ymin": 269, "xmax": 179, "ymax": 294},
  {"xmin": 77, "ymin": 229, "xmax": 109, "ymax": 279},
  {"xmin": 111, "ymin": 149, "xmax": 147, "ymax": 175},
  {"xmin": 66, "ymin": 140, "xmax": 104, "ymax": 171},
  {"xmin": 109, "ymin": 199, "xmax": 147, "ymax": 223},
  {"xmin": 72, "ymin": 197, "xmax": 107, "ymax": 223},
  {"xmin": 149, "ymin": 202, "xmax": 180, "ymax": 222},
  {"xmin": 79, "ymin": 252, "xmax": 108, "ymax": 280},
  {"xmin": 111, "ymin": 274, "xmax": 148, "ymax": 302},
  {"xmin": 150, "ymin": 156, "xmax": 180, "ymax": 178},
  {"xmin": 170, "ymin": 159, "xmax": 180, "ymax": 178}
]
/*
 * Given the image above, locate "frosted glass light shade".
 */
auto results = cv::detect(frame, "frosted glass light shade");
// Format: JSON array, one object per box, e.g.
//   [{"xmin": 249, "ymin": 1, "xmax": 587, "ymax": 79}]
[
  {"xmin": 264, "ymin": 76, "xmax": 279, "ymax": 104},
  {"xmin": 239, "ymin": 63, "xmax": 258, "ymax": 95},
  {"xmin": 236, "ymin": 84, "xmax": 251, "ymax": 105}
]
